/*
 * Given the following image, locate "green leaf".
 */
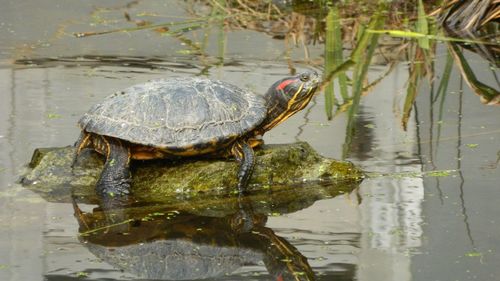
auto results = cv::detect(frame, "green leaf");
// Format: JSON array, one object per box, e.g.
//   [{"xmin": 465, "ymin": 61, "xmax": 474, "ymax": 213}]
[
  {"xmin": 448, "ymin": 43, "xmax": 500, "ymax": 104},
  {"xmin": 426, "ymin": 170, "xmax": 452, "ymax": 177},
  {"xmin": 331, "ymin": 6, "xmax": 348, "ymax": 101},
  {"xmin": 402, "ymin": 60, "xmax": 421, "ymax": 131},
  {"xmin": 416, "ymin": 0, "xmax": 429, "ymax": 49},
  {"xmin": 343, "ymin": 3, "xmax": 386, "ymax": 158},
  {"xmin": 47, "ymin": 113, "xmax": 62, "ymax": 119},
  {"xmin": 76, "ymin": 271, "xmax": 89, "ymax": 278},
  {"xmin": 367, "ymin": 29, "xmax": 494, "ymax": 45},
  {"xmin": 465, "ymin": 251, "xmax": 482, "ymax": 257},
  {"xmin": 324, "ymin": 6, "xmax": 338, "ymax": 119}
]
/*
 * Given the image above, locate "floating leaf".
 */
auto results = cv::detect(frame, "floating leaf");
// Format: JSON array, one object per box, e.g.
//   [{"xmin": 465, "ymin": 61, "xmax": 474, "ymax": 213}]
[
  {"xmin": 426, "ymin": 170, "xmax": 453, "ymax": 177},
  {"xmin": 47, "ymin": 113, "xmax": 62, "ymax": 119},
  {"xmin": 76, "ymin": 271, "xmax": 88, "ymax": 278},
  {"xmin": 465, "ymin": 251, "xmax": 482, "ymax": 257},
  {"xmin": 176, "ymin": 49, "xmax": 196, "ymax": 55}
]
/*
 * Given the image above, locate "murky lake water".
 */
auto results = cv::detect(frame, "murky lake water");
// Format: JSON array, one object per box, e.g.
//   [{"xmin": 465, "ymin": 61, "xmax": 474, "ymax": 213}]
[{"xmin": 1, "ymin": 1, "xmax": 499, "ymax": 280}]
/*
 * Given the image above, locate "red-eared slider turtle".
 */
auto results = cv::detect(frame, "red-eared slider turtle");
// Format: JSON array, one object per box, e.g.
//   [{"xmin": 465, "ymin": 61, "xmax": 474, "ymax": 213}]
[
  {"xmin": 72, "ymin": 200, "xmax": 315, "ymax": 280},
  {"xmin": 74, "ymin": 71, "xmax": 320, "ymax": 197}
]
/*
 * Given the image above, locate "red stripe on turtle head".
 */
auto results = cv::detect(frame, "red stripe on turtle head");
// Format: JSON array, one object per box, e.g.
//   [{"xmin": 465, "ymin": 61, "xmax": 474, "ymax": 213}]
[{"xmin": 276, "ymin": 79, "xmax": 297, "ymax": 91}]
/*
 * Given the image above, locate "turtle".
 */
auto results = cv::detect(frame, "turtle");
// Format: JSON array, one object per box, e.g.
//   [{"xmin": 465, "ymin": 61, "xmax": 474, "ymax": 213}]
[
  {"xmin": 72, "ymin": 199, "xmax": 315, "ymax": 280},
  {"xmin": 73, "ymin": 71, "xmax": 320, "ymax": 198}
]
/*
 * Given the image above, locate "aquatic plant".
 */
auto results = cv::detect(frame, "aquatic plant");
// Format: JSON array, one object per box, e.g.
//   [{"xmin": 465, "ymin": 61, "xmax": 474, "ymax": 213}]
[{"xmin": 65, "ymin": 0, "xmax": 499, "ymax": 159}]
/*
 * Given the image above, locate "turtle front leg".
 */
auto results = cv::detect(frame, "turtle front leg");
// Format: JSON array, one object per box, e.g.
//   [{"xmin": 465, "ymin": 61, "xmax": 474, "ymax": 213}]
[
  {"xmin": 96, "ymin": 136, "xmax": 132, "ymax": 198},
  {"xmin": 231, "ymin": 140, "xmax": 256, "ymax": 194},
  {"xmin": 248, "ymin": 136, "xmax": 264, "ymax": 148},
  {"xmin": 71, "ymin": 131, "xmax": 91, "ymax": 169}
]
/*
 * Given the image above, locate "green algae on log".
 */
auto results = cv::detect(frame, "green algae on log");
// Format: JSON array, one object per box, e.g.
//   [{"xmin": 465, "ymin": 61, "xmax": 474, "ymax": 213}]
[{"xmin": 21, "ymin": 142, "xmax": 364, "ymax": 204}]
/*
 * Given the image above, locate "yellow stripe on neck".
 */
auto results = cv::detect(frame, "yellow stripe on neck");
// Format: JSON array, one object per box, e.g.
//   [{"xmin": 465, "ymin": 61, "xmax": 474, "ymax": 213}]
[{"xmin": 262, "ymin": 82, "xmax": 305, "ymax": 132}]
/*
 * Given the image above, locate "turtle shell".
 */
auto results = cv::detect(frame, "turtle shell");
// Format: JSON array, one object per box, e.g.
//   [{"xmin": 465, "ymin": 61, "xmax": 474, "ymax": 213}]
[{"xmin": 79, "ymin": 77, "xmax": 267, "ymax": 150}]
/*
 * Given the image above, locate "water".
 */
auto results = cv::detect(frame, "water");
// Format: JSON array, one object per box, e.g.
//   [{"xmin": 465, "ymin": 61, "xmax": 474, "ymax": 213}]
[{"xmin": 1, "ymin": 1, "xmax": 499, "ymax": 280}]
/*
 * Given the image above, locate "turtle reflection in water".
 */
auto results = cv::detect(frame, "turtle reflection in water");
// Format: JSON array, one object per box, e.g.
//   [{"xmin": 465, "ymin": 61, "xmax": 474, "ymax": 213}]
[
  {"xmin": 73, "ymin": 200, "xmax": 315, "ymax": 280},
  {"xmin": 73, "ymin": 72, "xmax": 320, "ymax": 199}
]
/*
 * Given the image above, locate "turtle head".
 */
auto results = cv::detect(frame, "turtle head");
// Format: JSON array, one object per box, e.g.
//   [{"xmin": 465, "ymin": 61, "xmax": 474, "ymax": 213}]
[{"xmin": 260, "ymin": 71, "xmax": 321, "ymax": 132}]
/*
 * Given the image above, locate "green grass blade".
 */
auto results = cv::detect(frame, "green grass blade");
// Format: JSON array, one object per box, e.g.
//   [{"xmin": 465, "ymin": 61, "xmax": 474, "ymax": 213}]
[
  {"xmin": 366, "ymin": 29, "xmax": 498, "ymax": 45},
  {"xmin": 350, "ymin": 23, "xmax": 369, "ymax": 64},
  {"xmin": 433, "ymin": 50, "xmax": 453, "ymax": 104},
  {"xmin": 436, "ymin": 52, "xmax": 453, "ymax": 146},
  {"xmin": 402, "ymin": 59, "xmax": 422, "ymax": 131},
  {"xmin": 214, "ymin": 0, "xmax": 227, "ymax": 65},
  {"xmin": 342, "ymin": 4, "xmax": 386, "ymax": 158},
  {"xmin": 351, "ymin": 10, "xmax": 385, "ymax": 104},
  {"xmin": 324, "ymin": 6, "xmax": 337, "ymax": 120},
  {"xmin": 324, "ymin": 5, "xmax": 350, "ymax": 119},
  {"xmin": 416, "ymin": 0, "xmax": 429, "ymax": 49},
  {"xmin": 319, "ymin": 59, "xmax": 355, "ymax": 92},
  {"xmin": 332, "ymin": 6, "xmax": 349, "ymax": 101}
]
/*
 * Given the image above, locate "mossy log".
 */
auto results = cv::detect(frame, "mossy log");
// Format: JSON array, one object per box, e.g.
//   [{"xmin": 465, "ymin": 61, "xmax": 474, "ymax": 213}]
[{"xmin": 21, "ymin": 142, "xmax": 364, "ymax": 209}]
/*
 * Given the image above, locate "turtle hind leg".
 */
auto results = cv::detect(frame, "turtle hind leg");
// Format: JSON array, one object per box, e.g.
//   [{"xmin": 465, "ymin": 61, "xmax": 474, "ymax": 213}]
[
  {"xmin": 231, "ymin": 140, "xmax": 256, "ymax": 194},
  {"xmin": 96, "ymin": 136, "xmax": 132, "ymax": 198}
]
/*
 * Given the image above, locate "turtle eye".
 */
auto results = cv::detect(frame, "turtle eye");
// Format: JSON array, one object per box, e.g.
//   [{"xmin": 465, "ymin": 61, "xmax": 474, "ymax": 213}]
[{"xmin": 299, "ymin": 73, "xmax": 309, "ymax": 82}]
